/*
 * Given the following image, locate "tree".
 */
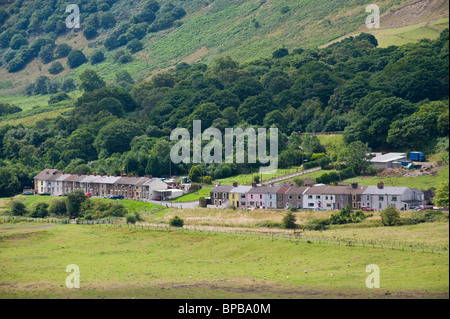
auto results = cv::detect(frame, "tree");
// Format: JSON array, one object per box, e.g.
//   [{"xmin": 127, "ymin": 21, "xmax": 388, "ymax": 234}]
[
  {"xmin": 189, "ymin": 165, "xmax": 203, "ymax": 183},
  {"xmin": 83, "ymin": 25, "xmax": 98, "ymax": 40},
  {"xmin": 90, "ymin": 51, "xmax": 105, "ymax": 65},
  {"xmin": 38, "ymin": 43, "xmax": 55, "ymax": 64},
  {"xmin": 170, "ymin": 216, "xmax": 184, "ymax": 227},
  {"xmin": 381, "ymin": 206, "xmax": 400, "ymax": 226},
  {"xmin": 94, "ymin": 120, "xmax": 143, "ymax": 155},
  {"xmin": 127, "ymin": 39, "xmax": 143, "ymax": 53},
  {"xmin": 340, "ymin": 141, "xmax": 371, "ymax": 175},
  {"xmin": 67, "ymin": 50, "xmax": 88, "ymax": 68},
  {"xmin": 434, "ymin": 182, "xmax": 449, "ymax": 208},
  {"xmin": 48, "ymin": 61, "xmax": 64, "ymax": 74},
  {"xmin": 282, "ymin": 212, "xmax": 297, "ymax": 229},
  {"xmin": 79, "ymin": 69, "xmax": 106, "ymax": 92},
  {"xmin": 54, "ymin": 43, "xmax": 72, "ymax": 58},
  {"xmin": 66, "ymin": 190, "xmax": 87, "ymax": 218},
  {"xmin": 10, "ymin": 34, "xmax": 28, "ymax": 50},
  {"xmin": 30, "ymin": 203, "xmax": 49, "ymax": 218},
  {"xmin": 9, "ymin": 200, "xmax": 28, "ymax": 216},
  {"xmin": 49, "ymin": 199, "xmax": 67, "ymax": 216},
  {"xmin": 0, "ymin": 168, "xmax": 21, "ymax": 197},
  {"xmin": 293, "ymin": 177, "xmax": 305, "ymax": 187}
]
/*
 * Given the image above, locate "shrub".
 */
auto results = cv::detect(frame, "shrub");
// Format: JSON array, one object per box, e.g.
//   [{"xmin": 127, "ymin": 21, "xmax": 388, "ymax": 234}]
[
  {"xmin": 10, "ymin": 200, "xmax": 28, "ymax": 216},
  {"xmin": 48, "ymin": 61, "xmax": 64, "ymax": 74},
  {"xmin": 304, "ymin": 218, "xmax": 329, "ymax": 231},
  {"xmin": 30, "ymin": 203, "xmax": 49, "ymax": 218},
  {"xmin": 83, "ymin": 25, "xmax": 98, "ymax": 40},
  {"xmin": 203, "ymin": 176, "xmax": 212, "ymax": 184},
  {"xmin": 48, "ymin": 199, "xmax": 67, "ymax": 216},
  {"xmin": 169, "ymin": 216, "xmax": 184, "ymax": 227},
  {"xmin": 67, "ymin": 50, "xmax": 88, "ymax": 69},
  {"xmin": 49, "ymin": 92, "xmax": 70, "ymax": 104},
  {"xmin": 381, "ymin": 206, "xmax": 400, "ymax": 226},
  {"xmin": 126, "ymin": 214, "xmax": 137, "ymax": 224},
  {"xmin": 90, "ymin": 51, "xmax": 105, "ymax": 65},
  {"xmin": 255, "ymin": 221, "xmax": 282, "ymax": 228},
  {"xmin": 127, "ymin": 39, "xmax": 143, "ymax": 53},
  {"xmin": 282, "ymin": 212, "xmax": 297, "ymax": 229},
  {"xmin": 54, "ymin": 43, "xmax": 72, "ymax": 58}
]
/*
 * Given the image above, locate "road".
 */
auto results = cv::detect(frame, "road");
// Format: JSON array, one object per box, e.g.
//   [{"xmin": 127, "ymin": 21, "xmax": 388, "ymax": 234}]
[{"xmin": 146, "ymin": 200, "xmax": 199, "ymax": 209}]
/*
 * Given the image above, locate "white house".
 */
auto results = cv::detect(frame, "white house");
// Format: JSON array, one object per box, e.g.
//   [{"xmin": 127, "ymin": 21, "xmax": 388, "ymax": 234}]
[{"xmin": 362, "ymin": 183, "xmax": 424, "ymax": 211}]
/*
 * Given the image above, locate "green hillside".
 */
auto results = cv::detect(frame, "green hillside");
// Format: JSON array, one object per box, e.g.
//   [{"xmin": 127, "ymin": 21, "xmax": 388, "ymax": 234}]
[{"xmin": 1, "ymin": 0, "xmax": 447, "ymax": 95}]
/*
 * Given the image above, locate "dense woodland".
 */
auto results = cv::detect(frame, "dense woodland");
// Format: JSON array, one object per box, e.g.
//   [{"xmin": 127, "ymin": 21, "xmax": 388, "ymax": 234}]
[{"xmin": 0, "ymin": 0, "xmax": 448, "ymax": 197}]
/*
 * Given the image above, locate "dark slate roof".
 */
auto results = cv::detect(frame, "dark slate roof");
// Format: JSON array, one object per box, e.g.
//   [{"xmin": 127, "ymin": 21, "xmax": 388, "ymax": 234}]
[{"xmin": 211, "ymin": 185, "xmax": 234, "ymax": 193}]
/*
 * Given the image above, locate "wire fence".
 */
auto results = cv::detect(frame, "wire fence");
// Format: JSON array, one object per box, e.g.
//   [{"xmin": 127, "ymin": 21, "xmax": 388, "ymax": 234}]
[{"xmin": 1, "ymin": 217, "xmax": 448, "ymax": 255}]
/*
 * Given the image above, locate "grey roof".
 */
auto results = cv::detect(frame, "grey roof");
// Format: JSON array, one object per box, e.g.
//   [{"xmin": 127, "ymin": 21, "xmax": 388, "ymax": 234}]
[
  {"xmin": 230, "ymin": 186, "xmax": 253, "ymax": 194},
  {"xmin": 80, "ymin": 175, "xmax": 99, "ymax": 183},
  {"xmin": 92, "ymin": 176, "xmax": 122, "ymax": 184},
  {"xmin": 363, "ymin": 186, "xmax": 410, "ymax": 195},
  {"xmin": 248, "ymin": 186, "xmax": 282, "ymax": 194},
  {"xmin": 305, "ymin": 186, "xmax": 352, "ymax": 195},
  {"xmin": 143, "ymin": 178, "xmax": 165, "ymax": 186},
  {"xmin": 370, "ymin": 153, "xmax": 407, "ymax": 163},
  {"xmin": 285, "ymin": 186, "xmax": 309, "ymax": 195},
  {"xmin": 34, "ymin": 169, "xmax": 62, "ymax": 181},
  {"xmin": 211, "ymin": 185, "xmax": 234, "ymax": 193},
  {"xmin": 56, "ymin": 174, "xmax": 72, "ymax": 182}
]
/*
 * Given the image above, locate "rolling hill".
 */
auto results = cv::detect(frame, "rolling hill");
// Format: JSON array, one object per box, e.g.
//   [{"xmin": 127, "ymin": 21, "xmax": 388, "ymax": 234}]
[{"xmin": 0, "ymin": 0, "xmax": 448, "ymax": 97}]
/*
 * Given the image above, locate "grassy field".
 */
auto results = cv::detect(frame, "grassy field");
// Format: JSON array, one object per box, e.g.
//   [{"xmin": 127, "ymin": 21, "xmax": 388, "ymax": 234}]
[
  {"xmin": 169, "ymin": 189, "xmax": 213, "ymax": 202},
  {"xmin": 1, "ymin": 195, "xmax": 164, "ymax": 216},
  {"xmin": 0, "ymin": 222, "xmax": 447, "ymax": 299},
  {"xmin": 343, "ymin": 166, "xmax": 449, "ymax": 190},
  {"xmin": 218, "ymin": 166, "xmax": 305, "ymax": 185}
]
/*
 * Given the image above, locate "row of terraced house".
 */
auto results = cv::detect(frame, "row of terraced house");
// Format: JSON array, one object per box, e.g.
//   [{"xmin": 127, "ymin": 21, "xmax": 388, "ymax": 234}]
[
  {"xmin": 34, "ymin": 169, "xmax": 169, "ymax": 200},
  {"xmin": 210, "ymin": 181, "xmax": 426, "ymax": 211}
]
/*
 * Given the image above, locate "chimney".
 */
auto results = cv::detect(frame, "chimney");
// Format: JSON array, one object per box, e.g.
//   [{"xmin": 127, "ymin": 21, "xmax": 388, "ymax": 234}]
[
  {"xmin": 100, "ymin": 173, "xmax": 104, "ymax": 177},
  {"xmin": 114, "ymin": 173, "xmax": 117, "ymax": 177},
  {"xmin": 93, "ymin": 172, "xmax": 97, "ymax": 176},
  {"xmin": 377, "ymin": 182, "xmax": 384, "ymax": 189},
  {"xmin": 252, "ymin": 182, "xmax": 257, "ymax": 187},
  {"xmin": 107, "ymin": 174, "xmax": 110, "ymax": 177},
  {"xmin": 87, "ymin": 172, "xmax": 90, "ymax": 176},
  {"xmin": 352, "ymin": 183, "xmax": 359, "ymax": 189},
  {"xmin": 233, "ymin": 182, "xmax": 238, "ymax": 188},
  {"xmin": 78, "ymin": 171, "xmax": 81, "ymax": 176}
]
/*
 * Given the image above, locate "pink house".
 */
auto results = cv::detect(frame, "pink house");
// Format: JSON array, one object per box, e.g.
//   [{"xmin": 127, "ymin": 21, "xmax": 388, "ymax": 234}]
[{"xmin": 246, "ymin": 185, "xmax": 274, "ymax": 209}]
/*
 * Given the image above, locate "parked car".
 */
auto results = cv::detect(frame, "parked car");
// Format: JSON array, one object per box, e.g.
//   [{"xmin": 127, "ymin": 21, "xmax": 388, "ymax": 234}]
[
  {"xmin": 361, "ymin": 206, "xmax": 375, "ymax": 212},
  {"xmin": 22, "ymin": 191, "xmax": 34, "ymax": 195},
  {"xmin": 39, "ymin": 192, "xmax": 51, "ymax": 196},
  {"xmin": 104, "ymin": 195, "xmax": 113, "ymax": 199},
  {"xmin": 58, "ymin": 193, "xmax": 68, "ymax": 197},
  {"xmin": 155, "ymin": 196, "xmax": 162, "ymax": 201},
  {"xmin": 85, "ymin": 193, "xmax": 92, "ymax": 198}
]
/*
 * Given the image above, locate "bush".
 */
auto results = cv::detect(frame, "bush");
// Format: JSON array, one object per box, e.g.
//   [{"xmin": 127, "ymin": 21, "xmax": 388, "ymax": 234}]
[
  {"xmin": 48, "ymin": 61, "xmax": 64, "ymax": 74},
  {"xmin": 282, "ymin": 212, "xmax": 297, "ymax": 229},
  {"xmin": 48, "ymin": 199, "xmax": 67, "ymax": 216},
  {"xmin": 67, "ymin": 50, "xmax": 88, "ymax": 69},
  {"xmin": 255, "ymin": 221, "xmax": 282, "ymax": 228},
  {"xmin": 90, "ymin": 51, "xmax": 105, "ymax": 65},
  {"xmin": 381, "ymin": 206, "xmax": 400, "ymax": 226},
  {"xmin": 304, "ymin": 218, "xmax": 329, "ymax": 231},
  {"xmin": 10, "ymin": 200, "xmax": 28, "ymax": 216},
  {"xmin": 30, "ymin": 203, "xmax": 49, "ymax": 218},
  {"xmin": 203, "ymin": 176, "xmax": 212, "ymax": 184},
  {"xmin": 54, "ymin": 43, "xmax": 72, "ymax": 58},
  {"xmin": 49, "ymin": 92, "xmax": 70, "ymax": 104},
  {"xmin": 126, "ymin": 214, "xmax": 137, "ymax": 224},
  {"xmin": 83, "ymin": 25, "xmax": 98, "ymax": 40},
  {"xmin": 127, "ymin": 39, "xmax": 143, "ymax": 53},
  {"xmin": 169, "ymin": 216, "xmax": 184, "ymax": 227}
]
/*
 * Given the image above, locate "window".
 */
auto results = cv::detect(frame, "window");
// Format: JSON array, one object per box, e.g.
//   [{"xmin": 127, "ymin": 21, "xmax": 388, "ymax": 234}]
[
  {"xmin": 316, "ymin": 195, "xmax": 321, "ymax": 199},
  {"xmin": 251, "ymin": 195, "xmax": 253, "ymax": 199},
  {"xmin": 308, "ymin": 195, "xmax": 313, "ymax": 199},
  {"xmin": 325, "ymin": 196, "xmax": 328, "ymax": 200},
  {"xmin": 392, "ymin": 196, "xmax": 397, "ymax": 201},
  {"xmin": 379, "ymin": 196, "xmax": 384, "ymax": 201},
  {"xmin": 367, "ymin": 195, "xmax": 370, "ymax": 200},
  {"xmin": 297, "ymin": 195, "xmax": 301, "ymax": 200},
  {"xmin": 308, "ymin": 203, "xmax": 314, "ymax": 207},
  {"xmin": 260, "ymin": 195, "xmax": 262, "ymax": 199},
  {"xmin": 341, "ymin": 195, "xmax": 344, "ymax": 201},
  {"xmin": 289, "ymin": 195, "xmax": 293, "ymax": 200},
  {"xmin": 214, "ymin": 193, "xmax": 217, "ymax": 198},
  {"xmin": 379, "ymin": 203, "xmax": 382, "ymax": 209},
  {"xmin": 278, "ymin": 195, "xmax": 282, "ymax": 199},
  {"xmin": 353, "ymin": 202, "xmax": 356, "ymax": 208},
  {"xmin": 327, "ymin": 203, "xmax": 332, "ymax": 207},
  {"xmin": 330, "ymin": 196, "xmax": 333, "ymax": 200}
]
